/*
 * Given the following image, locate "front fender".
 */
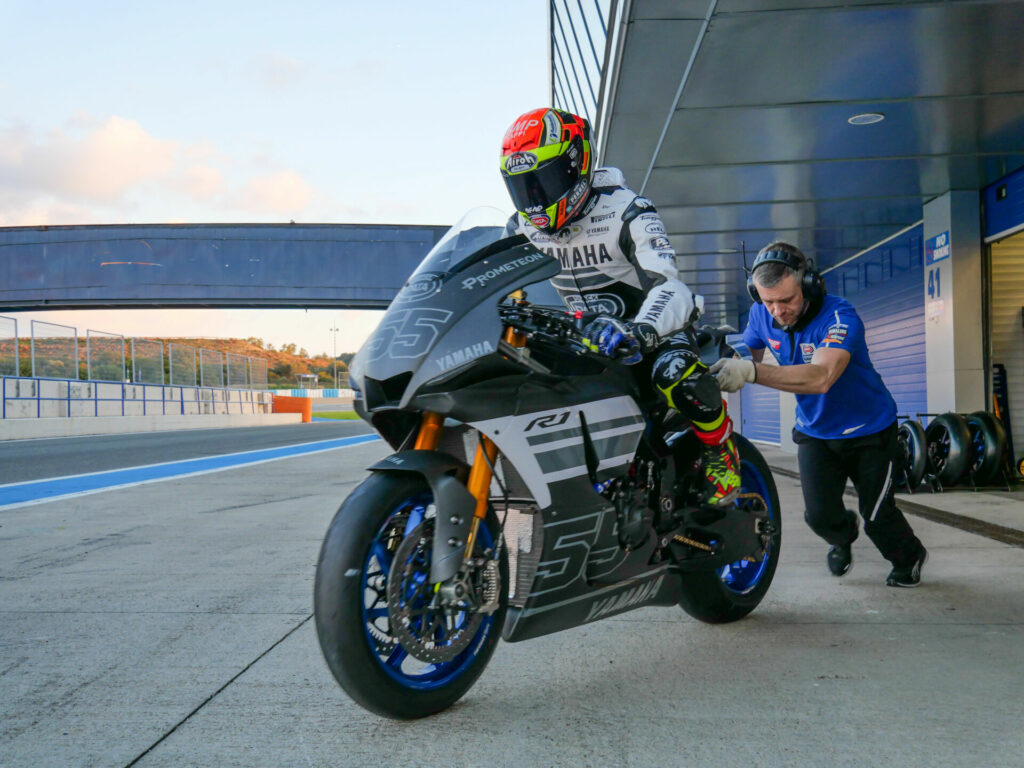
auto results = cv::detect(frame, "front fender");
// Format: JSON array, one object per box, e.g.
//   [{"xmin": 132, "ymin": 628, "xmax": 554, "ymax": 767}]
[{"xmin": 368, "ymin": 450, "xmax": 476, "ymax": 584}]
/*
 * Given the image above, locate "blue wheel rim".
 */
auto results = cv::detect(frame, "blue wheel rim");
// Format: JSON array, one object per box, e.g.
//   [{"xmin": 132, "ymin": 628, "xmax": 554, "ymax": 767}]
[
  {"xmin": 359, "ymin": 493, "xmax": 497, "ymax": 690},
  {"xmin": 717, "ymin": 459, "xmax": 777, "ymax": 594}
]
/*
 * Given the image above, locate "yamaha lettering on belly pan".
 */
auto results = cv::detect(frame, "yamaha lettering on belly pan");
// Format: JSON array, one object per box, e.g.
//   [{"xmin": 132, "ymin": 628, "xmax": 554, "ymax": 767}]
[{"xmin": 313, "ymin": 207, "xmax": 782, "ymax": 719}]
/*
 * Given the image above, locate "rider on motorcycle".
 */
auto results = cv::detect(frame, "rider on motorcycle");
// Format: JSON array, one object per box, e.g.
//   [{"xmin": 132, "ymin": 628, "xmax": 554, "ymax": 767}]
[{"xmin": 500, "ymin": 107, "xmax": 741, "ymax": 505}]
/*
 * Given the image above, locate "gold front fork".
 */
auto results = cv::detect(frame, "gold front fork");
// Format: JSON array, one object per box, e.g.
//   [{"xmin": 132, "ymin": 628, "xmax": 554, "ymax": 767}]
[
  {"xmin": 461, "ymin": 325, "xmax": 526, "ymax": 558},
  {"xmin": 414, "ymin": 325, "xmax": 524, "ymax": 562}
]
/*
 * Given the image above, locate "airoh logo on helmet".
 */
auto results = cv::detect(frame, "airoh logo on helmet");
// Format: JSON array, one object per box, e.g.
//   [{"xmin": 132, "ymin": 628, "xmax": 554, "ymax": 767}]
[{"xmin": 505, "ymin": 152, "xmax": 537, "ymax": 174}]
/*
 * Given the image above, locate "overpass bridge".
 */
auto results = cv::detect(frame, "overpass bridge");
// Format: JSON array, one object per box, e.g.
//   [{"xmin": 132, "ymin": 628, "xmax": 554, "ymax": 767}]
[{"xmin": 0, "ymin": 222, "xmax": 447, "ymax": 311}]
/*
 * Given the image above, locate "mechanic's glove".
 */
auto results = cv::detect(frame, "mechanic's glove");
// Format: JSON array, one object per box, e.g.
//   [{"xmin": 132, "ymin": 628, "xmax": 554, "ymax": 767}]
[
  {"xmin": 709, "ymin": 358, "xmax": 756, "ymax": 392},
  {"xmin": 582, "ymin": 316, "xmax": 659, "ymax": 365}
]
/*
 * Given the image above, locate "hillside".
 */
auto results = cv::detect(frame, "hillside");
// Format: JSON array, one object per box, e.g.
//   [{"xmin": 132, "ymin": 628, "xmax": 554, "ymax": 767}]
[
  {"xmin": 0, "ymin": 336, "xmax": 350, "ymax": 387},
  {"xmin": 164, "ymin": 337, "xmax": 349, "ymax": 386}
]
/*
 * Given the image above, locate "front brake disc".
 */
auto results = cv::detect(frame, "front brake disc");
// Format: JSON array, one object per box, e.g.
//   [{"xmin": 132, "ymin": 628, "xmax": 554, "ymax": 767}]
[{"xmin": 386, "ymin": 520, "xmax": 482, "ymax": 663}]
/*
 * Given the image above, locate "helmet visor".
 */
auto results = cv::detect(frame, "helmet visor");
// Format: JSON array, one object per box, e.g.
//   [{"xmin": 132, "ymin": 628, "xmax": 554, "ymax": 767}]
[{"xmin": 501, "ymin": 143, "xmax": 583, "ymax": 215}]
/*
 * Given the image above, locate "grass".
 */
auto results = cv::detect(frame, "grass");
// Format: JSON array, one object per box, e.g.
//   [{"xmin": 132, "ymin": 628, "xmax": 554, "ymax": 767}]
[{"xmin": 315, "ymin": 411, "xmax": 362, "ymax": 420}]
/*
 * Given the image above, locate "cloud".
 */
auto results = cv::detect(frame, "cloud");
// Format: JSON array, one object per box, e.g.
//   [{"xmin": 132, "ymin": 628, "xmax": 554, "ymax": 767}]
[
  {"xmin": 175, "ymin": 164, "xmax": 225, "ymax": 201},
  {"xmin": 0, "ymin": 115, "xmax": 176, "ymax": 203},
  {"xmin": 236, "ymin": 170, "xmax": 313, "ymax": 215},
  {"xmin": 252, "ymin": 53, "xmax": 307, "ymax": 90},
  {"xmin": 0, "ymin": 114, "xmax": 318, "ymax": 225}
]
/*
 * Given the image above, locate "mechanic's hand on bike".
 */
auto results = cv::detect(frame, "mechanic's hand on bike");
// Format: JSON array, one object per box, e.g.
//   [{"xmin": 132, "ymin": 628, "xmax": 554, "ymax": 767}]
[
  {"xmin": 710, "ymin": 357, "xmax": 756, "ymax": 392},
  {"xmin": 582, "ymin": 316, "xmax": 659, "ymax": 365}
]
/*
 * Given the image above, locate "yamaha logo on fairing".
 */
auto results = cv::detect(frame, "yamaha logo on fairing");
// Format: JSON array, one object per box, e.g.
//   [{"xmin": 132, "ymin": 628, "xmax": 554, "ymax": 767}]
[
  {"xmin": 434, "ymin": 340, "xmax": 496, "ymax": 373},
  {"xmin": 506, "ymin": 152, "xmax": 538, "ymax": 174},
  {"xmin": 584, "ymin": 575, "xmax": 665, "ymax": 622},
  {"xmin": 461, "ymin": 252, "xmax": 546, "ymax": 290},
  {"xmin": 395, "ymin": 272, "xmax": 443, "ymax": 303}
]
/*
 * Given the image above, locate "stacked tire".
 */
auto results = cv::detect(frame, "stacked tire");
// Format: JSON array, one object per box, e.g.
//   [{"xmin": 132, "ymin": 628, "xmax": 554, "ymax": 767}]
[{"xmin": 897, "ymin": 411, "xmax": 1008, "ymax": 490}]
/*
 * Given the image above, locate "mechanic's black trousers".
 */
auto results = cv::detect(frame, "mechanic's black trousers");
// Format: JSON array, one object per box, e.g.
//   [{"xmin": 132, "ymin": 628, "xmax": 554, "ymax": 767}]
[{"xmin": 794, "ymin": 422, "xmax": 922, "ymax": 567}]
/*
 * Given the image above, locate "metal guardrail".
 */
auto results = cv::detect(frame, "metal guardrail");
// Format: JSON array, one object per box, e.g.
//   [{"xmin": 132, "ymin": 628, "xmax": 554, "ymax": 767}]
[{"xmin": 2, "ymin": 375, "xmax": 274, "ymax": 420}]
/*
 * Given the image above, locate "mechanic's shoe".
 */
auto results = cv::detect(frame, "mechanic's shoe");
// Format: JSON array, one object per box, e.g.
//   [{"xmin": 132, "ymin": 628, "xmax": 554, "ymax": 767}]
[
  {"xmin": 702, "ymin": 438, "xmax": 740, "ymax": 506},
  {"xmin": 827, "ymin": 542, "xmax": 853, "ymax": 577},
  {"xmin": 886, "ymin": 546, "xmax": 928, "ymax": 587}
]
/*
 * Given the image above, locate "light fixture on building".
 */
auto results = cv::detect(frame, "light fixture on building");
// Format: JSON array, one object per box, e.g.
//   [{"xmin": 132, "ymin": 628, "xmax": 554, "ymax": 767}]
[{"xmin": 848, "ymin": 112, "xmax": 885, "ymax": 126}]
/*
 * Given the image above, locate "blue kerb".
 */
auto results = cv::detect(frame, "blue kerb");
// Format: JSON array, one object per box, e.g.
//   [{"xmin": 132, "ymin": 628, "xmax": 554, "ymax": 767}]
[{"xmin": 0, "ymin": 433, "xmax": 380, "ymax": 507}]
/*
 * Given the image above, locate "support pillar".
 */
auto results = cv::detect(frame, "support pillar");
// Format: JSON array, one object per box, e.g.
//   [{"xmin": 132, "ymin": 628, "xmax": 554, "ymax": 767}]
[{"xmin": 923, "ymin": 192, "xmax": 985, "ymax": 414}]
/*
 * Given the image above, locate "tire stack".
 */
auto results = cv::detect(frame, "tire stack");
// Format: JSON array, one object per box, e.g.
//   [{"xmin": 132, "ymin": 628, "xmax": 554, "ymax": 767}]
[{"xmin": 895, "ymin": 411, "xmax": 1009, "ymax": 491}]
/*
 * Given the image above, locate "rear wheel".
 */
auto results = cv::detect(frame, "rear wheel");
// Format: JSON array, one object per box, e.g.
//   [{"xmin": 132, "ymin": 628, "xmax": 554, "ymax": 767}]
[
  {"xmin": 314, "ymin": 472, "xmax": 507, "ymax": 719},
  {"xmin": 677, "ymin": 434, "xmax": 782, "ymax": 623}
]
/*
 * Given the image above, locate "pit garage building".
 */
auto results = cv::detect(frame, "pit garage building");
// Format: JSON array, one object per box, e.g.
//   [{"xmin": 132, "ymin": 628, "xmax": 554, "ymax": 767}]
[{"xmin": 551, "ymin": 0, "xmax": 1024, "ymax": 459}]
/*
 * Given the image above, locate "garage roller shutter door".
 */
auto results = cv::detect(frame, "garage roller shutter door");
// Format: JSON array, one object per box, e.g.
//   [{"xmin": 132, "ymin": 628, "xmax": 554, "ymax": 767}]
[
  {"xmin": 741, "ymin": 385, "xmax": 780, "ymax": 444},
  {"xmin": 826, "ymin": 225, "xmax": 926, "ymax": 420}
]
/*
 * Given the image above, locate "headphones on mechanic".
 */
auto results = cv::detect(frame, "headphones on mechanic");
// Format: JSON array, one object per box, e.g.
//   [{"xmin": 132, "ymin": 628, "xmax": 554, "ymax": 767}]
[{"xmin": 746, "ymin": 246, "xmax": 826, "ymax": 305}]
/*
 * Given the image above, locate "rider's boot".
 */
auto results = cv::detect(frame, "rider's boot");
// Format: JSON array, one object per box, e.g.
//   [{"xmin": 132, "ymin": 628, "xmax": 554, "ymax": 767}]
[{"xmin": 694, "ymin": 413, "xmax": 741, "ymax": 507}]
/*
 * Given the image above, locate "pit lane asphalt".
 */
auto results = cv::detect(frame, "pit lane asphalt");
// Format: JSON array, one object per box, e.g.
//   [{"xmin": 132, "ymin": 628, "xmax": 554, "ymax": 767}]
[
  {"xmin": 0, "ymin": 421, "xmax": 375, "ymax": 485},
  {"xmin": 1, "ymin": 431, "xmax": 1021, "ymax": 767}
]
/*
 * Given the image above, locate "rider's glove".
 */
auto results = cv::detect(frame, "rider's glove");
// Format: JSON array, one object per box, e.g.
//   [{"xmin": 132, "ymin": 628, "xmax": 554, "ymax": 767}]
[
  {"xmin": 709, "ymin": 357, "xmax": 756, "ymax": 392},
  {"xmin": 582, "ymin": 316, "xmax": 659, "ymax": 365}
]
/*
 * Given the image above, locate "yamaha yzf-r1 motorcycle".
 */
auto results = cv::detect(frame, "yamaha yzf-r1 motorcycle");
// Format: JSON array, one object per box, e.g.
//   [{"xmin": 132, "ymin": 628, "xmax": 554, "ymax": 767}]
[{"xmin": 313, "ymin": 208, "xmax": 781, "ymax": 719}]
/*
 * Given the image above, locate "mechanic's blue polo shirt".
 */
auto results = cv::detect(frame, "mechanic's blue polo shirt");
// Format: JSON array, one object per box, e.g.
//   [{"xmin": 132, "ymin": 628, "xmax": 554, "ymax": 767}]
[{"xmin": 743, "ymin": 294, "xmax": 896, "ymax": 440}]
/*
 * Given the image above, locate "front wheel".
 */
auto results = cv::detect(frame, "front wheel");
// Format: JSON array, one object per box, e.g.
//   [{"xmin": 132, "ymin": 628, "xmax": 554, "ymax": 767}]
[
  {"xmin": 677, "ymin": 434, "xmax": 782, "ymax": 623},
  {"xmin": 314, "ymin": 472, "xmax": 508, "ymax": 719}
]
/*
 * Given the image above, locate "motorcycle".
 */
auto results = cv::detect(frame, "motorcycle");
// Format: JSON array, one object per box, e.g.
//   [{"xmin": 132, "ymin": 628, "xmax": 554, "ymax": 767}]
[{"xmin": 314, "ymin": 208, "xmax": 782, "ymax": 719}]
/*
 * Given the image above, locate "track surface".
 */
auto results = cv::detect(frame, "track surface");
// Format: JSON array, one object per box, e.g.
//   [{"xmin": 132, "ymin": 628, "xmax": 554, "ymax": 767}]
[{"xmin": 1, "ymin": 427, "xmax": 1022, "ymax": 767}]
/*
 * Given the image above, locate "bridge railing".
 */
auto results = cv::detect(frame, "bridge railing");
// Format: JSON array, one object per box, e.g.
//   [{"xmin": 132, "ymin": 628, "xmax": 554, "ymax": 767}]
[{"xmin": 2, "ymin": 375, "xmax": 274, "ymax": 419}]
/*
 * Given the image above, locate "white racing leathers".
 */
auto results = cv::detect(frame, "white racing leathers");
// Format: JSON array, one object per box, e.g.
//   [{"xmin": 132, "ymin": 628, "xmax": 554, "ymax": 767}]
[{"xmin": 507, "ymin": 167, "xmax": 702, "ymax": 342}]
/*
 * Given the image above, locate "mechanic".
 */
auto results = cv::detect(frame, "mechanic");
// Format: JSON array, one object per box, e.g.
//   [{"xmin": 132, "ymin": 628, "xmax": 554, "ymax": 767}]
[
  {"xmin": 500, "ymin": 107, "xmax": 740, "ymax": 506},
  {"xmin": 711, "ymin": 241, "xmax": 928, "ymax": 586}
]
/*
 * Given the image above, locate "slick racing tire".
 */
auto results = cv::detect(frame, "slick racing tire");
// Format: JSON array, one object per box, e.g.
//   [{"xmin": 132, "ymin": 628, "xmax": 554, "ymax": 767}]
[
  {"xmin": 895, "ymin": 420, "xmax": 927, "ymax": 491},
  {"xmin": 925, "ymin": 413, "xmax": 972, "ymax": 486},
  {"xmin": 314, "ymin": 472, "xmax": 508, "ymax": 719},
  {"xmin": 677, "ymin": 434, "xmax": 782, "ymax": 624},
  {"xmin": 965, "ymin": 410, "xmax": 1007, "ymax": 486}
]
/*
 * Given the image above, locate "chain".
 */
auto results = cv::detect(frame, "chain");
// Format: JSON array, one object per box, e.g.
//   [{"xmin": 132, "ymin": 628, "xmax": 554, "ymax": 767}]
[
  {"xmin": 673, "ymin": 533, "xmax": 713, "ymax": 552},
  {"xmin": 737, "ymin": 491, "xmax": 766, "ymax": 508},
  {"xmin": 672, "ymin": 493, "xmax": 768, "ymax": 554}
]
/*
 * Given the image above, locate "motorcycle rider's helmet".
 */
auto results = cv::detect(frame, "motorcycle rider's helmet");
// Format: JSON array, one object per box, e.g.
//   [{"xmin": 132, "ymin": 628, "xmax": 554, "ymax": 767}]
[{"xmin": 500, "ymin": 107, "xmax": 592, "ymax": 234}]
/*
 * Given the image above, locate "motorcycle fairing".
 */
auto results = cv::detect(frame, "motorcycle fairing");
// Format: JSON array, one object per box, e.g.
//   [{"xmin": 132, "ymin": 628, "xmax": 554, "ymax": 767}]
[
  {"xmin": 467, "ymin": 394, "xmax": 644, "ymax": 509},
  {"xmin": 352, "ymin": 235, "xmax": 561, "ymax": 411}
]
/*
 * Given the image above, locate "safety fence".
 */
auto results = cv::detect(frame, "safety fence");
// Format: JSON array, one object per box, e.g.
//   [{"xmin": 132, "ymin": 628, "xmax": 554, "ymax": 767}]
[
  {"xmin": 2, "ymin": 375, "xmax": 274, "ymax": 419},
  {"xmin": 0, "ymin": 315, "xmax": 269, "ymax": 389}
]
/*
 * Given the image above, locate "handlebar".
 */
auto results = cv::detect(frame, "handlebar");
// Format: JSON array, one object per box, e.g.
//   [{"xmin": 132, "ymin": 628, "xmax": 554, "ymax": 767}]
[{"xmin": 498, "ymin": 303, "xmax": 593, "ymax": 357}]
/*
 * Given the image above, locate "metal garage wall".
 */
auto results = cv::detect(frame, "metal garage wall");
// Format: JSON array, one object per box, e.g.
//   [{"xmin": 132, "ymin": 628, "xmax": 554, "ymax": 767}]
[
  {"xmin": 824, "ymin": 224, "xmax": 927, "ymax": 420},
  {"xmin": 989, "ymin": 234, "xmax": 1024, "ymax": 458},
  {"xmin": 741, "ymin": 385, "xmax": 781, "ymax": 444}
]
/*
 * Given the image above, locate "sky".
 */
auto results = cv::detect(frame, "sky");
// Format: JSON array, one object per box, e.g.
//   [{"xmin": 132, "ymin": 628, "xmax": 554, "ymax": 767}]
[{"xmin": 1, "ymin": 1, "xmax": 552, "ymax": 356}]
